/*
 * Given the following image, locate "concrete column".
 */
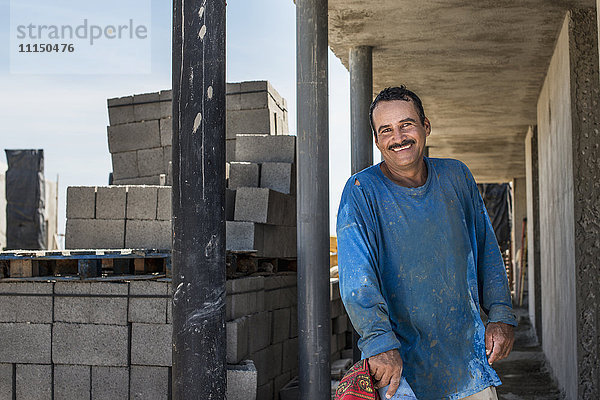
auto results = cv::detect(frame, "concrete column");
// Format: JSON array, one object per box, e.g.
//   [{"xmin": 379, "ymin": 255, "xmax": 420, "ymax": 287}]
[
  {"xmin": 525, "ymin": 126, "xmax": 542, "ymax": 343},
  {"xmin": 537, "ymin": 10, "xmax": 600, "ymax": 399},
  {"xmin": 350, "ymin": 46, "xmax": 373, "ymax": 174},
  {"xmin": 296, "ymin": 0, "xmax": 331, "ymax": 399},
  {"xmin": 171, "ymin": 0, "xmax": 227, "ymax": 398},
  {"xmin": 511, "ymin": 177, "xmax": 527, "ymax": 300}
]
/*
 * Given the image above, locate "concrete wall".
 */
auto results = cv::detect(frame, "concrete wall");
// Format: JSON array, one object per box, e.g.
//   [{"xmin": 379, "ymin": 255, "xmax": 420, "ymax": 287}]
[
  {"xmin": 537, "ymin": 10, "xmax": 600, "ymax": 399},
  {"xmin": 511, "ymin": 177, "xmax": 527, "ymax": 297},
  {"xmin": 525, "ymin": 126, "xmax": 542, "ymax": 343}
]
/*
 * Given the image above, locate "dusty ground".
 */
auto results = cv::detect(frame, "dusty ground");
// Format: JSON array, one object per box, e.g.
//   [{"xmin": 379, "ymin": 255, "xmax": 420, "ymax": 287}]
[{"xmin": 494, "ymin": 308, "xmax": 564, "ymax": 400}]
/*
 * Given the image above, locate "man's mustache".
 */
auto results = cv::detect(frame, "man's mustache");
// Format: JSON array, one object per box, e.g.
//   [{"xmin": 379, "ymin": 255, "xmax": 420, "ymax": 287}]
[{"xmin": 388, "ymin": 139, "xmax": 416, "ymax": 151}]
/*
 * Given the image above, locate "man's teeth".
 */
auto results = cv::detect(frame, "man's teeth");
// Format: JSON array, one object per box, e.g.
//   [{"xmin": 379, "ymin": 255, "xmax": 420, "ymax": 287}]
[{"xmin": 392, "ymin": 144, "xmax": 412, "ymax": 152}]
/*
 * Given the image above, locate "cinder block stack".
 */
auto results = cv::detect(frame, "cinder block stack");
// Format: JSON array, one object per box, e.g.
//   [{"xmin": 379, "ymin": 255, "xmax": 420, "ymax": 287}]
[
  {"xmin": 107, "ymin": 91, "xmax": 173, "ymax": 185},
  {"xmin": 106, "ymin": 81, "xmax": 289, "ymax": 184},
  {"xmin": 65, "ymin": 186, "xmax": 172, "ymax": 249},
  {"xmin": 226, "ymin": 134, "xmax": 297, "ymax": 258}
]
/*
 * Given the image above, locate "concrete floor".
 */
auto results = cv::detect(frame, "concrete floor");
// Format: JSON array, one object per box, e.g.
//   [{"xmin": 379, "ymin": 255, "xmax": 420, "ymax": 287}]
[{"xmin": 494, "ymin": 308, "xmax": 563, "ymax": 400}]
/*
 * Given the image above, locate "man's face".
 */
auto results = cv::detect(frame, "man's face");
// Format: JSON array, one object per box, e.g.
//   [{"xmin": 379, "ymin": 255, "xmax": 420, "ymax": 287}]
[{"xmin": 372, "ymin": 99, "xmax": 431, "ymax": 170}]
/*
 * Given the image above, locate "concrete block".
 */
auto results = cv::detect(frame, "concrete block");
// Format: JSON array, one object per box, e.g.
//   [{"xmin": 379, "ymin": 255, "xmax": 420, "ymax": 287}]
[
  {"xmin": 137, "ymin": 147, "xmax": 165, "ymax": 177},
  {"xmin": 290, "ymin": 306, "xmax": 298, "ymax": 338},
  {"xmin": 125, "ymin": 219, "xmax": 171, "ymax": 249},
  {"xmin": 247, "ymin": 311, "xmax": 272, "ymax": 353},
  {"xmin": 0, "ymin": 364, "xmax": 13, "ymax": 399},
  {"xmin": 163, "ymin": 146, "xmax": 172, "ymax": 173},
  {"xmin": 272, "ymin": 308, "xmax": 291, "ymax": 344},
  {"xmin": 54, "ymin": 365, "xmax": 90, "ymax": 400},
  {"xmin": 131, "ymin": 323, "xmax": 171, "ymax": 366},
  {"xmin": 228, "ymin": 162, "xmax": 260, "ymax": 189},
  {"xmin": 54, "ymin": 294, "xmax": 127, "ymax": 325},
  {"xmin": 16, "ymin": 364, "xmax": 51, "ymax": 400},
  {"xmin": 226, "ymin": 92, "xmax": 241, "ymax": 111},
  {"xmin": 159, "ymin": 118, "xmax": 172, "ymax": 146},
  {"xmin": 130, "ymin": 366, "xmax": 169, "ymax": 400},
  {"xmin": 126, "ymin": 186, "xmax": 158, "ymax": 220},
  {"xmin": 330, "ymin": 279, "xmax": 341, "ymax": 301},
  {"xmin": 107, "ymin": 120, "xmax": 161, "ymax": 153},
  {"xmin": 226, "ymin": 189, "xmax": 236, "ymax": 221},
  {"xmin": 274, "ymin": 371, "xmax": 292, "ymax": 399},
  {"xmin": 330, "ymin": 299, "xmax": 344, "ymax": 319},
  {"xmin": 226, "ymin": 221, "xmax": 296, "ymax": 257},
  {"xmin": 234, "ymin": 187, "xmax": 295, "ymax": 226},
  {"xmin": 129, "ymin": 281, "xmax": 168, "ymax": 324},
  {"xmin": 108, "ymin": 95, "xmax": 133, "ymax": 107},
  {"xmin": 250, "ymin": 343, "xmax": 283, "ymax": 386},
  {"xmin": 240, "ymin": 91, "xmax": 269, "ymax": 110},
  {"xmin": 157, "ymin": 186, "xmax": 172, "ymax": 220},
  {"xmin": 111, "ymin": 151, "xmax": 138, "ymax": 180},
  {"xmin": 52, "ymin": 323, "xmax": 128, "ymax": 366},
  {"xmin": 96, "ymin": 186, "xmax": 127, "ymax": 219},
  {"xmin": 265, "ymin": 286, "xmax": 297, "ymax": 311},
  {"xmin": 0, "ymin": 323, "xmax": 51, "ymax": 363},
  {"xmin": 226, "ymin": 82, "xmax": 242, "ymax": 94},
  {"xmin": 282, "ymin": 337, "xmax": 298, "ymax": 372},
  {"xmin": 133, "ymin": 101, "xmax": 161, "ymax": 122},
  {"xmin": 226, "ymin": 276, "xmax": 265, "ymax": 294},
  {"xmin": 133, "ymin": 92, "xmax": 160, "ymax": 104},
  {"xmin": 108, "ymin": 104, "xmax": 135, "ymax": 125},
  {"xmin": 264, "ymin": 274, "xmax": 296, "ymax": 291},
  {"xmin": 227, "ymin": 316, "xmax": 249, "ymax": 364},
  {"xmin": 337, "ymin": 332, "xmax": 347, "ymax": 352},
  {"xmin": 240, "ymin": 80, "xmax": 269, "ymax": 92},
  {"xmin": 227, "ymin": 109, "xmax": 271, "ymax": 138},
  {"xmin": 226, "ymin": 138, "xmax": 236, "ymax": 162},
  {"xmin": 65, "ymin": 219, "xmax": 125, "ymax": 249},
  {"xmin": 227, "ymin": 290, "xmax": 265, "ymax": 320},
  {"xmin": 0, "ymin": 284, "xmax": 52, "ymax": 323},
  {"xmin": 159, "ymin": 90, "xmax": 172, "ymax": 101},
  {"xmin": 226, "ymin": 361, "xmax": 257, "ymax": 400},
  {"xmin": 261, "ymin": 162, "xmax": 295, "ymax": 194},
  {"xmin": 66, "ymin": 186, "xmax": 96, "ymax": 219},
  {"xmin": 333, "ymin": 315, "xmax": 348, "ymax": 335},
  {"xmin": 112, "ymin": 176, "xmax": 162, "ymax": 185},
  {"xmin": 256, "ymin": 381, "xmax": 273, "ymax": 400},
  {"xmin": 92, "ymin": 366, "xmax": 129, "ymax": 400},
  {"xmin": 236, "ymin": 134, "xmax": 295, "ymax": 163}
]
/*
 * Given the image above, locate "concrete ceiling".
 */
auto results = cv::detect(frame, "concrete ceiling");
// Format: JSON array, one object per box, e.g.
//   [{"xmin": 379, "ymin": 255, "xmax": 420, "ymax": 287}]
[{"xmin": 328, "ymin": 0, "xmax": 594, "ymax": 182}]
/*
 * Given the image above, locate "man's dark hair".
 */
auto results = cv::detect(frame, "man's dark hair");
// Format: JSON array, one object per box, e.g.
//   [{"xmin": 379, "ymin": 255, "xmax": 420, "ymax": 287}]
[{"xmin": 369, "ymin": 86, "xmax": 426, "ymax": 134}]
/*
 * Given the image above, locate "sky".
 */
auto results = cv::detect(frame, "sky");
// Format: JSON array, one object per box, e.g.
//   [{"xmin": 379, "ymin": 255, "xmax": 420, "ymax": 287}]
[{"xmin": 0, "ymin": 0, "xmax": 371, "ymax": 245}]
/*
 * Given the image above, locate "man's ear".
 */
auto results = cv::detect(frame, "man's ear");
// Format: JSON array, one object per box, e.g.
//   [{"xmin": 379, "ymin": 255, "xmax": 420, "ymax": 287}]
[
  {"xmin": 373, "ymin": 132, "xmax": 378, "ymax": 144},
  {"xmin": 424, "ymin": 118, "xmax": 431, "ymax": 137}
]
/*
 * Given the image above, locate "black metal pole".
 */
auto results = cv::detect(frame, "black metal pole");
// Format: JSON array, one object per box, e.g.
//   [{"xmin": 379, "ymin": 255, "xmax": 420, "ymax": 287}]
[
  {"xmin": 350, "ymin": 46, "xmax": 373, "ymax": 175},
  {"xmin": 172, "ymin": 1, "xmax": 226, "ymax": 399},
  {"xmin": 297, "ymin": 0, "xmax": 331, "ymax": 398}
]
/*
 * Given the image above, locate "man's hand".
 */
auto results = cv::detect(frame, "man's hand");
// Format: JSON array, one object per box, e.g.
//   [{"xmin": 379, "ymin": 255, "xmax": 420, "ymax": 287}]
[
  {"xmin": 368, "ymin": 349, "xmax": 403, "ymax": 399},
  {"xmin": 485, "ymin": 322, "xmax": 515, "ymax": 364}
]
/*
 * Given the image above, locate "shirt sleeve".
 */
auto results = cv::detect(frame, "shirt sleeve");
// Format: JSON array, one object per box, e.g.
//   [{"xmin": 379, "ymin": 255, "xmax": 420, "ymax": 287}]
[
  {"xmin": 336, "ymin": 179, "xmax": 402, "ymax": 358},
  {"xmin": 465, "ymin": 167, "xmax": 518, "ymax": 327}
]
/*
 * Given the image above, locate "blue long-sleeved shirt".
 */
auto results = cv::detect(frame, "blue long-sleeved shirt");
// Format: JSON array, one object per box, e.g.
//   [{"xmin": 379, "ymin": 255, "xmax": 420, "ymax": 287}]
[{"xmin": 336, "ymin": 157, "xmax": 516, "ymax": 400}]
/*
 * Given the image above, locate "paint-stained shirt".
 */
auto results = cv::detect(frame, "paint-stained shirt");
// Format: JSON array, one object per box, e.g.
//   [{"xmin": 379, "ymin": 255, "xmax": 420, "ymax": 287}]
[{"xmin": 336, "ymin": 157, "xmax": 517, "ymax": 400}]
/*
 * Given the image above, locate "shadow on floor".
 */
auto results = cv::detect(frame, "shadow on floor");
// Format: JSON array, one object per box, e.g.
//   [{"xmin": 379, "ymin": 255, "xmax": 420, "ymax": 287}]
[{"xmin": 493, "ymin": 308, "xmax": 564, "ymax": 400}]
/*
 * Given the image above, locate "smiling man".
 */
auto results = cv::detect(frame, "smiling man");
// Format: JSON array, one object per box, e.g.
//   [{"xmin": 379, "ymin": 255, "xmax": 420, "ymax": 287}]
[{"xmin": 336, "ymin": 86, "xmax": 516, "ymax": 400}]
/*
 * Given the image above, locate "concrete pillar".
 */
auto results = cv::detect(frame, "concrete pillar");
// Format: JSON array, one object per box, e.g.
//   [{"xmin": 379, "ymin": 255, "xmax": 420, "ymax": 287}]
[
  {"xmin": 349, "ymin": 46, "xmax": 373, "ymax": 174},
  {"xmin": 171, "ymin": 0, "xmax": 227, "ymax": 398},
  {"xmin": 511, "ymin": 177, "xmax": 527, "ymax": 300},
  {"xmin": 296, "ymin": 0, "xmax": 331, "ymax": 399},
  {"xmin": 537, "ymin": 10, "xmax": 600, "ymax": 399},
  {"xmin": 525, "ymin": 126, "xmax": 542, "ymax": 343}
]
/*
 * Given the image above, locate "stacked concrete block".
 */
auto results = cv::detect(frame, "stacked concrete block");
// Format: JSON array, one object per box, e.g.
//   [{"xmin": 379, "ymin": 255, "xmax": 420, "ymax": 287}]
[
  {"xmin": 65, "ymin": 185, "xmax": 171, "ymax": 249},
  {"xmin": 227, "ymin": 135, "xmax": 297, "ymax": 258},
  {"xmin": 0, "ymin": 273, "xmax": 350, "ymax": 400}
]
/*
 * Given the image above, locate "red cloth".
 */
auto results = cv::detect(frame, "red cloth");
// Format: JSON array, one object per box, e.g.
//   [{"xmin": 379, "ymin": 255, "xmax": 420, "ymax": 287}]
[{"xmin": 334, "ymin": 359, "xmax": 380, "ymax": 400}]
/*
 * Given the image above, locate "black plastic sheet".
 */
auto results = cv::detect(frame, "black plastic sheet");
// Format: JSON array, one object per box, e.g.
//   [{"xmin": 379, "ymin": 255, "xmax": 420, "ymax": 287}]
[
  {"xmin": 478, "ymin": 183, "xmax": 511, "ymax": 253},
  {"xmin": 5, "ymin": 149, "xmax": 46, "ymax": 250}
]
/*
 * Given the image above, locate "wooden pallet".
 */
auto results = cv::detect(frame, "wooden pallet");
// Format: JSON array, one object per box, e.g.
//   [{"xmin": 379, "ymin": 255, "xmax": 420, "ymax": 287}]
[
  {"xmin": 226, "ymin": 251, "xmax": 297, "ymax": 279},
  {"xmin": 0, "ymin": 249, "xmax": 171, "ymax": 279}
]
